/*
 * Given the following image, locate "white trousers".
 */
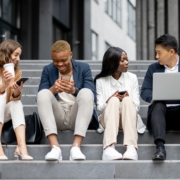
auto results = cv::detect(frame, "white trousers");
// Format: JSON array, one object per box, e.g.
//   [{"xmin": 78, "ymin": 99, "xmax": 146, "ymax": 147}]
[
  {"xmin": 0, "ymin": 93, "xmax": 25, "ymax": 129},
  {"xmin": 99, "ymin": 97, "xmax": 138, "ymax": 149},
  {"xmin": 37, "ymin": 88, "xmax": 94, "ymax": 137}
]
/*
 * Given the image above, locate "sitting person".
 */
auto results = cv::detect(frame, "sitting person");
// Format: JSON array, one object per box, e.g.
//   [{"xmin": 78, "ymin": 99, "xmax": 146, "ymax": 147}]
[
  {"xmin": 141, "ymin": 34, "xmax": 180, "ymax": 160},
  {"xmin": 37, "ymin": 40, "xmax": 99, "ymax": 161},
  {"xmin": 95, "ymin": 47, "xmax": 140, "ymax": 160},
  {"xmin": 0, "ymin": 39, "xmax": 33, "ymax": 160}
]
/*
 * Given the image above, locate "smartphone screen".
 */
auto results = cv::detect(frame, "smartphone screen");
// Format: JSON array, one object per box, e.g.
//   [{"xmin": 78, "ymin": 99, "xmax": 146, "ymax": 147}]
[
  {"xmin": 118, "ymin": 90, "xmax": 126, "ymax": 95},
  {"xmin": 61, "ymin": 75, "xmax": 71, "ymax": 81},
  {"xmin": 16, "ymin": 78, "xmax": 29, "ymax": 86}
]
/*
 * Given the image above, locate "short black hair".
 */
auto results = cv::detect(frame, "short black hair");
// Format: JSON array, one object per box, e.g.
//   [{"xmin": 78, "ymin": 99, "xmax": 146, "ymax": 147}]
[{"xmin": 155, "ymin": 34, "xmax": 178, "ymax": 53}]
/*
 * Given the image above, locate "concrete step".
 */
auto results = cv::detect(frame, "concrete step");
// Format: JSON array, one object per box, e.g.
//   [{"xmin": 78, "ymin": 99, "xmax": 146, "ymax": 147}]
[
  {"xmin": 2, "ymin": 144, "xmax": 180, "ymax": 160},
  {"xmin": 21, "ymin": 94, "xmax": 149, "ymax": 105},
  {"xmin": 1, "ymin": 160, "xmax": 179, "ymax": 179},
  {"xmin": 39, "ymin": 130, "xmax": 180, "ymax": 145},
  {"xmin": 19, "ymin": 63, "xmax": 150, "ymax": 70},
  {"xmin": 22, "ymin": 104, "xmax": 149, "ymax": 119},
  {"xmin": 21, "ymin": 84, "xmax": 146, "ymax": 95},
  {"xmin": 20, "ymin": 60, "xmax": 156, "ymax": 64},
  {"xmin": 17, "ymin": 77, "xmax": 145, "ymax": 86},
  {"xmin": 22, "ymin": 69, "xmax": 147, "ymax": 78}
]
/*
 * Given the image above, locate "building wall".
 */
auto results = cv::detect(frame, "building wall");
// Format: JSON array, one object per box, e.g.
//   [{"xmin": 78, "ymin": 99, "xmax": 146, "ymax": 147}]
[
  {"xmin": 136, "ymin": 0, "xmax": 180, "ymax": 60},
  {"xmin": 91, "ymin": 0, "xmax": 136, "ymax": 61}
]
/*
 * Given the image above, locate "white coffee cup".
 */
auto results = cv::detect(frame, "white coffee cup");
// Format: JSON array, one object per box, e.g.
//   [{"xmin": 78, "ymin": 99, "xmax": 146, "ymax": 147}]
[{"xmin": 3, "ymin": 63, "xmax": 15, "ymax": 78}]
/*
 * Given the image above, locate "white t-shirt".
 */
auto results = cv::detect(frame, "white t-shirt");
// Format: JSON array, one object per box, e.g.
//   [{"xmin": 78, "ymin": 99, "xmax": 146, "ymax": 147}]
[{"xmin": 58, "ymin": 73, "xmax": 76, "ymax": 105}]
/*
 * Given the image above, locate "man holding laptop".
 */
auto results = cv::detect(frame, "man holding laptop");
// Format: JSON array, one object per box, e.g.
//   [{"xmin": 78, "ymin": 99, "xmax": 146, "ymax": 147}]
[{"xmin": 141, "ymin": 34, "xmax": 180, "ymax": 160}]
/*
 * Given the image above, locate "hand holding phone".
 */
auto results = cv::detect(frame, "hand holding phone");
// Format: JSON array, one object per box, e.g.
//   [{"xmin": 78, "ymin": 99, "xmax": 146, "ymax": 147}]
[
  {"xmin": 118, "ymin": 90, "xmax": 126, "ymax": 95},
  {"xmin": 16, "ymin": 78, "xmax": 29, "ymax": 86}
]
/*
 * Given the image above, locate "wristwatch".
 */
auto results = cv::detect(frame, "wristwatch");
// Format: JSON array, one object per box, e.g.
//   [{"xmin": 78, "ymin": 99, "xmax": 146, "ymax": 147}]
[{"xmin": 73, "ymin": 87, "xmax": 79, "ymax": 96}]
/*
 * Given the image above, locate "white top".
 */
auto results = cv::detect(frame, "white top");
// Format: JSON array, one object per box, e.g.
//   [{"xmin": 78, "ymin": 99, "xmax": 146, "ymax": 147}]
[
  {"xmin": 164, "ymin": 58, "xmax": 180, "ymax": 107},
  {"xmin": 58, "ymin": 73, "xmax": 76, "ymax": 105},
  {"xmin": 96, "ymin": 72, "xmax": 140, "ymax": 114}
]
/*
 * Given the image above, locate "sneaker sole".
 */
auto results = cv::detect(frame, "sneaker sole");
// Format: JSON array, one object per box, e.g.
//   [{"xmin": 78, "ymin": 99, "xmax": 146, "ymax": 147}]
[
  {"xmin": 45, "ymin": 157, "xmax": 62, "ymax": 161},
  {"xmin": 123, "ymin": 156, "xmax": 138, "ymax": 160},
  {"xmin": 69, "ymin": 156, "xmax": 86, "ymax": 161},
  {"xmin": 102, "ymin": 156, "xmax": 122, "ymax": 161}
]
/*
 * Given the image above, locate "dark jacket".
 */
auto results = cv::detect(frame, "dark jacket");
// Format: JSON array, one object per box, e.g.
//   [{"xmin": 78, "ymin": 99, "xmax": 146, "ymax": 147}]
[
  {"xmin": 38, "ymin": 59, "xmax": 99, "ymax": 129},
  {"xmin": 140, "ymin": 58, "xmax": 180, "ymax": 130}
]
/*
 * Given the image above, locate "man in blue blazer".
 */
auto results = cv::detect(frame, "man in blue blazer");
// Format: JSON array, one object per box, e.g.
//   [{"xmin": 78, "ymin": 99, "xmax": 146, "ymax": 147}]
[
  {"xmin": 37, "ymin": 40, "xmax": 99, "ymax": 161},
  {"xmin": 141, "ymin": 34, "xmax": 180, "ymax": 160}
]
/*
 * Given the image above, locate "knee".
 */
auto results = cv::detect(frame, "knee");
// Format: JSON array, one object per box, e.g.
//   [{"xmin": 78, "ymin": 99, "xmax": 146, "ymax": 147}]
[
  {"xmin": 37, "ymin": 89, "xmax": 52, "ymax": 102},
  {"xmin": 77, "ymin": 88, "xmax": 94, "ymax": 102},
  {"xmin": 108, "ymin": 96, "xmax": 119, "ymax": 105},
  {"xmin": 122, "ymin": 96, "xmax": 132, "ymax": 104},
  {"xmin": 10, "ymin": 100, "xmax": 23, "ymax": 108},
  {"xmin": 152, "ymin": 102, "xmax": 166, "ymax": 111}
]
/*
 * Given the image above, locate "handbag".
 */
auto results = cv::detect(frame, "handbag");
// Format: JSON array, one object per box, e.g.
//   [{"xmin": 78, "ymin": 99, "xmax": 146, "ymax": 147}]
[{"xmin": 1, "ymin": 112, "xmax": 43, "ymax": 145}]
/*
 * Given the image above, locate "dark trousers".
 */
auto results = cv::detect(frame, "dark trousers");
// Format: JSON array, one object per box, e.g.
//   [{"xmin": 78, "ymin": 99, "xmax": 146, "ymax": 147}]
[{"xmin": 151, "ymin": 102, "xmax": 180, "ymax": 143}]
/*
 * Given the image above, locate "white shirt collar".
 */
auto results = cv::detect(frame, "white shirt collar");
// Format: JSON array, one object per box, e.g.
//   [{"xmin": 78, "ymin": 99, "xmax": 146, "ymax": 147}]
[
  {"xmin": 164, "ymin": 57, "xmax": 179, "ymax": 71},
  {"xmin": 110, "ymin": 73, "xmax": 124, "ymax": 87}
]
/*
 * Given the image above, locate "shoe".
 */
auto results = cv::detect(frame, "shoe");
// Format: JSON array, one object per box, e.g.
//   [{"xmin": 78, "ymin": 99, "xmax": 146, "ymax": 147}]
[
  {"xmin": 69, "ymin": 144, "xmax": 86, "ymax": 161},
  {"xmin": 123, "ymin": 145, "xmax": 138, "ymax": 160},
  {"xmin": 45, "ymin": 145, "xmax": 62, "ymax": 161},
  {"xmin": 152, "ymin": 146, "xmax": 166, "ymax": 160},
  {"xmin": 14, "ymin": 148, "xmax": 33, "ymax": 160},
  {"xmin": 0, "ymin": 155, "xmax": 8, "ymax": 160},
  {"xmin": 102, "ymin": 145, "xmax": 122, "ymax": 160}
]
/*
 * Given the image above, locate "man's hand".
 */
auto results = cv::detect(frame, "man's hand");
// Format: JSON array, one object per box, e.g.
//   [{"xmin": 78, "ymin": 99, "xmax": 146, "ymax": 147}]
[
  {"xmin": 59, "ymin": 79, "xmax": 75, "ymax": 94},
  {"xmin": 50, "ymin": 79, "xmax": 75, "ymax": 94}
]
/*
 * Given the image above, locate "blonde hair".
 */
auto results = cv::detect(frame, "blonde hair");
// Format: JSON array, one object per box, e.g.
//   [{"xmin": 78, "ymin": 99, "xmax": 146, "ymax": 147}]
[
  {"xmin": 51, "ymin": 40, "xmax": 71, "ymax": 53},
  {"xmin": 0, "ymin": 39, "xmax": 22, "ymax": 70}
]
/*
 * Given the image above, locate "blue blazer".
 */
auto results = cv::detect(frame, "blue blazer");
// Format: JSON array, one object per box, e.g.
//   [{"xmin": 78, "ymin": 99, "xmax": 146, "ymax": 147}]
[
  {"xmin": 38, "ymin": 59, "xmax": 99, "ymax": 129},
  {"xmin": 140, "ymin": 57, "xmax": 180, "ymax": 130}
]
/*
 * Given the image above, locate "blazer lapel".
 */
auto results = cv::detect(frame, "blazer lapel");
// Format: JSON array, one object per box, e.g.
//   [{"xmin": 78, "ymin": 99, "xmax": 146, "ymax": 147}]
[
  {"xmin": 52, "ymin": 64, "xmax": 59, "ymax": 83},
  {"xmin": 156, "ymin": 65, "xmax": 165, "ymax": 72},
  {"xmin": 71, "ymin": 59, "xmax": 78, "ymax": 87}
]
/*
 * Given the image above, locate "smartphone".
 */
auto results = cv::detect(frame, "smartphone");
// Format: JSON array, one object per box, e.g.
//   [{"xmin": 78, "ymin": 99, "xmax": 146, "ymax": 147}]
[
  {"xmin": 61, "ymin": 75, "xmax": 71, "ymax": 81},
  {"xmin": 16, "ymin": 78, "xmax": 29, "ymax": 86},
  {"xmin": 118, "ymin": 90, "xmax": 126, "ymax": 95}
]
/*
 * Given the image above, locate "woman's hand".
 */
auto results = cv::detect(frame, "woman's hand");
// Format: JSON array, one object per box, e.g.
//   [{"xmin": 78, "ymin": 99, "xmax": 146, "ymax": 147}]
[
  {"xmin": 116, "ymin": 91, "xmax": 129, "ymax": 101},
  {"xmin": 106, "ymin": 90, "xmax": 119, "ymax": 103},
  {"xmin": 3, "ymin": 70, "xmax": 13, "ymax": 88},
  {"xmin": 11, "ymin": 81, "xmax": 23, "ymax": 98}
]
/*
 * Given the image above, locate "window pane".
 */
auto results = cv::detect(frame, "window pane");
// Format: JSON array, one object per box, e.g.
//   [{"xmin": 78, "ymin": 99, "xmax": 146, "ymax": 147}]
[
  {"xmin": 116, "ymin": 0, "xmax": 121, "ymax": 26},
  {"xmin": 1, "ymin": 0, "xmax": 20, "ymax": 28},
  {"xmin": 104, "ymin": 0, "xmax": 108, "ymax": 12},
  {"xmin": 112, "ymin": 0, "xmax": 116, "ymax": 21},
  {"xmin": 127, "ymin": 0, "xmax": 136, "ymax": 41},
  {"xmin": 105, "ymin": 42, "xmax": 111, "ymax": 51},
  {"xmin": 92, "ymin": 31, "xmax": 98, "ymax": 60}
]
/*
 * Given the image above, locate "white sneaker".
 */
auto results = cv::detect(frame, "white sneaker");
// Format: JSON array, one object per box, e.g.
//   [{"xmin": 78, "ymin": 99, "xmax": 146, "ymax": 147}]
[
  {"xmin": 123, "ymin": 145, "xmax": 138, "ymax": 160},
  {"xmin": 45, "ymin": 145, "xmax": 62, "ymax": 161},
  {"xmin": 102, "ymin": 145, "xmax": 122, "ymax": 160},
  {"xmin": 69, "ymin": 144, "xmax": 86, "ymax": 161}
]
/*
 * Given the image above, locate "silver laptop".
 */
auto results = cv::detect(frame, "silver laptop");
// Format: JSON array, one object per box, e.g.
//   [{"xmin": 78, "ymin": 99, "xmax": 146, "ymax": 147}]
[{"xmin": 152, "ymin": 73, "xmax": 180, "ymax": 103}]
